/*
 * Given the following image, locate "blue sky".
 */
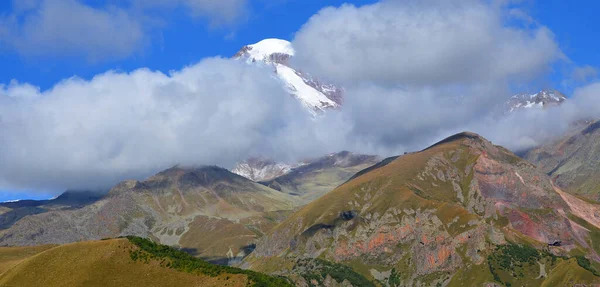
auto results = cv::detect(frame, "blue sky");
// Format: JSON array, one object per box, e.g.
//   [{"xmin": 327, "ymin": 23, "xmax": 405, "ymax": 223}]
[
  {"xmin": 0, "ymin": 0, "xmax": 598, "ymax": 202},
  {"xmin": 0, "ymin": 0, "xmax": 596, "ymax": 93},
  {"xmin": 0, "ymin": 0, "xmax": 377, "ymax": 91},
  {"xmin": 532, "ymin": 0, "xmax": 600, "ymax": 89}
]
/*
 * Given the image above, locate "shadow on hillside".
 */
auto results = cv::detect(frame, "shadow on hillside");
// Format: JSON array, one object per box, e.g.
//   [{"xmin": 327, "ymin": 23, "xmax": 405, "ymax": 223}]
[
  {"xmin": 0, "ymin": 207, "xmax": 46, "ymax": 229},
  {"xmin": 0, "ymin": 192, "xmax": 105, "ymax": 230}
]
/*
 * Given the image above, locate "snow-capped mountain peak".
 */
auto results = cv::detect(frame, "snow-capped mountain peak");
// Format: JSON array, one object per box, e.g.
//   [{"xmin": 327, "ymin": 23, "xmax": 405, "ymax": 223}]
[
  {"xmin": 237, "ymin": 38, "xmax": 295, "ymax": 63},
  {"xmin": 233, "ymin": 38, "xmax": 342, "ymax": 116},
  {"xmin": 506, "ymin": 89, "xmax": 566, "ymax": 113}
]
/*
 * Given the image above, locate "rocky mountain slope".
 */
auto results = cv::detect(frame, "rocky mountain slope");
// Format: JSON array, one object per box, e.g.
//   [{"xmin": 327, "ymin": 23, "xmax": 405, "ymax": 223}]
[
  {"xmin": 506, "ymin": 89, "xmax": 566, "ymax": 113},
  {"xmin": 259, "ymin": 151, "xmax": 380, "ymax": 203},
  {"xmin": 526, "ymin": 119, "xmax": 600, "ymax": 200},
  {"xmin": 0, "ymin": 237, "xmax": 289, "ymax": 287},
  {"xmin": 233, "ymin": 39, "xmax": 343, "ymax": 115},
  {"xmin": 245, "ymin": 132, "xmax": 600, "ymax": 286},
  {"xmin": 0, "ymin": 166, "xmax": 299, "ymax": 264}
]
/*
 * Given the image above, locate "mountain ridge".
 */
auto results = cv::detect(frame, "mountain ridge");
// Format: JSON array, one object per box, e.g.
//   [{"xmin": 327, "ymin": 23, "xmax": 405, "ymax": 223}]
[
  {"xmin": 0, "ymin": 165, "xmax": 299, "ymax": 265},
  {"xmin": 245, "ymin": 131, "xmax": 600, "ymax": 286}
]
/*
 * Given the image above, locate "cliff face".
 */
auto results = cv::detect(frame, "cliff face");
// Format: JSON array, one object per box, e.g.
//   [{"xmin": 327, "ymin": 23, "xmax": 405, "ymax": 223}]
[{"xmin": 246, "ymin": 132, "xmax": 600, "ymax": 286}]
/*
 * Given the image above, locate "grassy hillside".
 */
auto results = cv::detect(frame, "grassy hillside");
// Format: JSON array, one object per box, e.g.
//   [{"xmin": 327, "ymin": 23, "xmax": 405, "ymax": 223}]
[
  {"xmin": 248, "ymin": 132, "xmax": 600, "ymax": 286},
  {"xmin": 448, "ymin": 244, "xmax": 600, "ymax": 287},
  {"xmin": 0, "ymin": 237, "xmax": 291, "ymax": 287},
  {"xmin": 0, "ymin": 244, "xmax": 56, "ymax": 275}
]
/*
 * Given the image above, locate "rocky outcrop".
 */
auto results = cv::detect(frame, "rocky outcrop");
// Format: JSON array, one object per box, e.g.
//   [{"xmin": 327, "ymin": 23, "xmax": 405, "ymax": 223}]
[{"xmin": 247, "ymin": 132, "xmax": 600, "ymax": 285}]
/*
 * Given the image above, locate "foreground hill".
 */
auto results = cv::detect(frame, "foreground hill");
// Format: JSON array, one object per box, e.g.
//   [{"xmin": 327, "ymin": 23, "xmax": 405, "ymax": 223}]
[
  {"xmin": 260, "ymin": 151, "xmax": 380, "ymax": 203},
  {"xmin": 246, "ymin": 132, "xmax": 600, "ymax": 286},
  {"xmin": 0, "ymin": 237, "xmax": 290, "ymax": 287},
  {"xmin": 0, "ymin": 166, "xmax": 298, "ymax": 264},
  {"xmin": 526, "ymin": 119, "xmax": 600, "ymax": 200}
]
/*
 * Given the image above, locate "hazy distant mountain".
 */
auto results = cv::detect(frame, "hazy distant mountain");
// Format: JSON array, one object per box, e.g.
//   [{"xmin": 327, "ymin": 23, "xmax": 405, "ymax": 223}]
[
  {"xmin": 259, "ymin": 151, "xmax": 380, "ymax": 202},
  {"xmin": 0, "ymin": 166, "xmax": 298, "ymax": 265},
  {"xmin": 526, "ymin": 119, "xmax": 600, "ymax": 200}
]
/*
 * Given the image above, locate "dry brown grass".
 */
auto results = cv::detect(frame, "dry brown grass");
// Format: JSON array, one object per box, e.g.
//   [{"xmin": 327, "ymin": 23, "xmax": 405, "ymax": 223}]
[
  {"xmin": 179, "ymin": 215, "xmax": 257, "ymax": 259},
  {"xmin": 0, "ymin": 239, "xmax": 248, "ymax": 287},
  {"xmin": 0, "ymin": 244, "xmax": 57, "ymax": 275},
  {"xmin": 274, "ymin": 138, "xmax": 468, "ymax": 231}
]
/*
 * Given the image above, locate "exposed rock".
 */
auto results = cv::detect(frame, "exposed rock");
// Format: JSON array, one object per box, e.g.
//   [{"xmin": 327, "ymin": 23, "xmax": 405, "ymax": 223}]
[{"xmin": 246, "ymin": 132, "xmax": 600, "ymax": 285}]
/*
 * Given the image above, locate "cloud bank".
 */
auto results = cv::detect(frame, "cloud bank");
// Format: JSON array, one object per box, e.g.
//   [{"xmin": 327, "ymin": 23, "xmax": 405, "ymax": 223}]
[
  {"xmin": 1, "ymin": 0, "xmax": 600, "ymax": 191},
  {"xmin": 288, "ymin": 0, "xmax": 585, "ymax": 153},
  {"xmin": 0, "ymin": 59, "xmax": 316, "ymax": 190},
  {"xmin": 292, "ymin": 0, "xmax": 562, "ymax": 87}
]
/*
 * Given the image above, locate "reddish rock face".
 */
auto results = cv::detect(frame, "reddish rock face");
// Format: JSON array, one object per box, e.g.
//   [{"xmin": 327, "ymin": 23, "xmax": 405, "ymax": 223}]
[
  {"xmin": 249, "ymin": 132, "xmax": 600, "ymax": 283},
  {"xmin": 473, "ymin": 152, "xmax": 565, "ymax": 210}
]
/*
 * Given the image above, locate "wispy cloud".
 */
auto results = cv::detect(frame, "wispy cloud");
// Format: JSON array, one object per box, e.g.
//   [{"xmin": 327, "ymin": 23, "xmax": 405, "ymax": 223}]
[
  {"xmin": 0, "ymin": 0, "xmax": 144, "ymax": 61},
  {"xmin": 0, "ymin": 0, "xmax": 250, "ymax": 61}
]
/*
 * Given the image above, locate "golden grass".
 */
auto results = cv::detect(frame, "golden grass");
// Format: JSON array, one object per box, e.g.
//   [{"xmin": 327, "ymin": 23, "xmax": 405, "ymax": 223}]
[
  {"xmin": 178, "ymin": 215, "xmax": 257, "ymax": 258},
  {"xmin": 273, "ymin": 139, "xmax": 471, "ymax": 233},
  {"xmin": 0, "ymin": 244, "xmax": 57, "ymax": 275},
  {"xmin": 0, "ymin": 239, "xmax": 248, "ymax": 287}
]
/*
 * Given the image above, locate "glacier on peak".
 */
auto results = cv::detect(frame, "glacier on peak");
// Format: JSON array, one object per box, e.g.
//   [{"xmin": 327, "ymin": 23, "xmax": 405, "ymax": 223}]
[{"xmin": 233, "ymin": 38, "xmax": 342, "ymax": 116}]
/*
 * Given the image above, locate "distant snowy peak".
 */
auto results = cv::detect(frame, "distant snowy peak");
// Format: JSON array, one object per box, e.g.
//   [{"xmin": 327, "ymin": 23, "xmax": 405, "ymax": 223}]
[
  {"xmin": 233, "ymin": 39, "xmax": 343, "ymax": 115},
  {"xmin": 231, "ymin": 151, "xmax": 379, "ymax": 182},
  {"xmin": 506, "ymin": 89, "xmax": 567, "ymax": 113},
  {"xmin": 234, "ymin": 38, "xmax": 295, "ymax": 64},
  {"xmin": 231, "ymin": 157, "xmax": 296, "ymax": 182}
]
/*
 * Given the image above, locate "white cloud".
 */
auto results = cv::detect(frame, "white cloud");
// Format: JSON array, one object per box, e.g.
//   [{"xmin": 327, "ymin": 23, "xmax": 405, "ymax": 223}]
[
  {"xmin": 0, "ymin": 58, "xmax": 317, "ymax": 190},
  {"xmin": 287, "ymin": 0, "xmax": 571, "ymax": 153},
  {"xmin": 0, "ymin": 0, "xmax": 144, "ymax": 61},
  {"xmin": 130, "ymin": 0, "xmax": 249, "ymax": 26},
  {"xmin": 572, "ymin": 65, "xmax": 598, "ymax": 82},
  {"xmin": 184, "ymin": 0, "xmax": 248, "ymax": 26},
  {"xmin": 0, "ymin": 0, "xmax": 250, "ymax": 60},
  {"xmin": 292, "ymin": 0, "xmax": 562, "ymax": 87}
]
